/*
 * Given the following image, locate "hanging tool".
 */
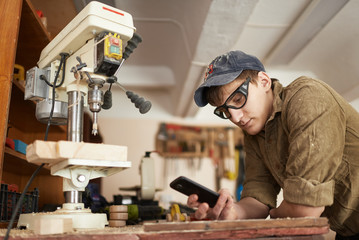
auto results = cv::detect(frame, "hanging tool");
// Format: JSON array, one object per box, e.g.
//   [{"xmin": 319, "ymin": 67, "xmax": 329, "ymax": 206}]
[{"xmin": 225, "ymin": 127, "xmax": 237, "ymax": 180}]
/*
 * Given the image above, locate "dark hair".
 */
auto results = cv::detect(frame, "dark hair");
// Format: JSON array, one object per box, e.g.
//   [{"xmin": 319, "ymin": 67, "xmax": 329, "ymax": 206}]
[{"xmin": 205, "ymin": 70, "xmax": 260, "ymax": 106}]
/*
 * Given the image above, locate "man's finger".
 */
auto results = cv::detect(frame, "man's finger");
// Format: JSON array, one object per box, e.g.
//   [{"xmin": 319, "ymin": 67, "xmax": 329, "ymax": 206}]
[{"xmin": 194, "ymin": 203, "xmax": 209, "ymax": 219}]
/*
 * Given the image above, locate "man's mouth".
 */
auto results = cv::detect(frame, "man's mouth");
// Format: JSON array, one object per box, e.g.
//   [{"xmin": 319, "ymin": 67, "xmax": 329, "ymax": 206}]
[{"xmin": 241, "ymin": 119, "xmax": 251, "ymax": 128}]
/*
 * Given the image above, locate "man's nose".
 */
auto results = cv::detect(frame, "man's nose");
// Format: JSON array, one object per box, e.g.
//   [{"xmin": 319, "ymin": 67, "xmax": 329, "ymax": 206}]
[{"xmin": 228, "ymin": 108, "xmax": 243, "ymax": 122}]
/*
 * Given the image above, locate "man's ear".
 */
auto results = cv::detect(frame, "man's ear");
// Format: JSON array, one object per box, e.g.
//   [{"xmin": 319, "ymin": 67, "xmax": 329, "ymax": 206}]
[{"xmin": 257, "ymin": 71, "xmax": 272, "ymax": 91}]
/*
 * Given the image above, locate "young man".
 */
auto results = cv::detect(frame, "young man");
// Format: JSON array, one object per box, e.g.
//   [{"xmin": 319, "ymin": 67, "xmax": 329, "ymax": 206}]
[{"xmin": 188, "ymin": 50, "xmax": 359, "ymax": 238}]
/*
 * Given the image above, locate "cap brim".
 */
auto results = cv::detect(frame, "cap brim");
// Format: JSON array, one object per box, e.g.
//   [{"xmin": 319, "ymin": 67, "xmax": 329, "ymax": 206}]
[{"xmin": 194, "ymin": 71, "xmax": 242, "ymax": 107}]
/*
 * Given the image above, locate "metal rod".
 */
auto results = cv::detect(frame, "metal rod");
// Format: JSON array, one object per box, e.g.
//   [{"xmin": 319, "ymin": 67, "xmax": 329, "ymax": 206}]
[
  {"xmin": 67, "ymin": 91, "xmax": 84, "ymax": 142},
  {"xmin": 66, "ymin": 91, "xmax": 85, "ymax": 204},
  {"xmin": 64, "ymin": 191, "xmax": 81, "ymax": 203}
]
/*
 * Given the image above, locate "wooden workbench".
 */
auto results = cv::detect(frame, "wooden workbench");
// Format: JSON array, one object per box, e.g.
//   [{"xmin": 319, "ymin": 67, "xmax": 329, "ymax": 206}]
[{"xmin": 0, "ymin": 217, "xmax": 330, "ymax": 239}]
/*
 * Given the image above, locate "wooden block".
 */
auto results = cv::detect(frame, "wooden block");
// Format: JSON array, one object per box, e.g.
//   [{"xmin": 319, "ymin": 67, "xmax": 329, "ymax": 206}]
[
  {"xmin": 110, "ymin": 205, "xmax": 128, "ymax": 213},
  {"xmin": 57, "ymin": 141, "xmax": 127, "ymax": 161},
  {"xmin": 109, "ymin": 220, "xmax": 126, "ymax": 227},
  {"xmin": 26, "ymin": 140, "xmax": 60, "ymax": 164},
  {"xmin": 110, "ymin": 213, "xmax": 129, "ymax": 220},
  {"xmin": 33, "ymin": 218, "xmax": 73, "ymax": 235},
  {"xmin": 26, "ymin": 140, "xmax": 127, "ymax": 164}
]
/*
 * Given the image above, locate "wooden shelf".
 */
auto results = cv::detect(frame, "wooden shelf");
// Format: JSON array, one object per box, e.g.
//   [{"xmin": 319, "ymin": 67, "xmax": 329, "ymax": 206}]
[
  {"xmin": 3, "ymin": 147, "xmax": 50, "ymax": 176},
  {"xmin": 16, "ymin": 0, "xmax": 51, "ymax": 71},
  {"xmin": 0, "ymin": 0, "xmax": 65, "ymax": 211}
]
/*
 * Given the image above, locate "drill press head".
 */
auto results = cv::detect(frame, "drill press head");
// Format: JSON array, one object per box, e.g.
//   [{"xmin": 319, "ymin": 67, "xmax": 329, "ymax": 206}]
[{"xmin": 24, "ymin": 1, "xmax": 135, "ymax": 132}]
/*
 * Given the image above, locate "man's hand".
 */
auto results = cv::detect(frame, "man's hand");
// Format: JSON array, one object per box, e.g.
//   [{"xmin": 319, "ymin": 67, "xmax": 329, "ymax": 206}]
[
  {"xmin": 187, "ymin": 190, "xmax": 269, "ymax": 220},
  {"xmin": 269, "ymin": 200, "xmax": 324, "ymax": 218},
  {"xmin": 187, "ymin": 188, "xmax": 237, "ymax": 220}
]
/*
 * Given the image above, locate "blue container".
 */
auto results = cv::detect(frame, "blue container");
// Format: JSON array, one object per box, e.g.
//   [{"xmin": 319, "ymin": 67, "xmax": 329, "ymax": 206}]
[{"xmin": 13, "ymin": 140, "xmax": 27, "ymax": 155}]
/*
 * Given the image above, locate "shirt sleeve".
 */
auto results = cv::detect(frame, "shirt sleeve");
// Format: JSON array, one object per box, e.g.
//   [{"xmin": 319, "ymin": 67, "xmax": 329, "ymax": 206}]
[
  {"xmin": 241, "ymin": 134, "xmax": 281, "ymax": 209},
  {"xmin": 283, "ymin": 80, "xmax": 346, "ymax": 207}
]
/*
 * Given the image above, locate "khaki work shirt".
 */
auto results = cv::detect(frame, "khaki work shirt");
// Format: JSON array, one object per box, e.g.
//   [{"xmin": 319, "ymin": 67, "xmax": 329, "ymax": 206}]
[{"xmin": 241, "ymin": 76, "xmax": 359, "ymax": 236}]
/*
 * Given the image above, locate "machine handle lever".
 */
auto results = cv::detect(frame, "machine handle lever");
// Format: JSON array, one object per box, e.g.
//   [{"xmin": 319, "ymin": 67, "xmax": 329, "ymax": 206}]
[
  {"xmin": 123, "ymin": 33, "xmax": 142, "ymax": 60},
  {"xmin": 75, "ymin": 56, "xmax": 87, "ymax": 71}
]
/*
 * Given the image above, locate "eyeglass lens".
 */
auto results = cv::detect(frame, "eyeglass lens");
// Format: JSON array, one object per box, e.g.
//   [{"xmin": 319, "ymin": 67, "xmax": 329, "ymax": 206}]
[{"xmin": 214, "ymin": 77, "xmax": 250, "ymax": 119}]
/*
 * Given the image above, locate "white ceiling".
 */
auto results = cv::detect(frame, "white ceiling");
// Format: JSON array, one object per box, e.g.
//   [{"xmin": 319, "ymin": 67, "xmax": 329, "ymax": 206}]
[{"xmin": 76, "ymin": 0, "xmax": 359, "ymax": 120}]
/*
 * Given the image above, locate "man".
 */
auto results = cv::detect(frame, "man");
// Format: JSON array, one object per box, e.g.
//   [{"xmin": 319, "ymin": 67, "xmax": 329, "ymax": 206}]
[{"xmin": 188, "ymin": 50, "xmax": 359, "ymax": 239}]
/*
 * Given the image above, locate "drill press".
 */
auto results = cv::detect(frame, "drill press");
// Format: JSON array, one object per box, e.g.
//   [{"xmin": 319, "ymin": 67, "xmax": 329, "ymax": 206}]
[{"xmin": 18, "ymin": 1, "xmax": 150, "ymax": 230}]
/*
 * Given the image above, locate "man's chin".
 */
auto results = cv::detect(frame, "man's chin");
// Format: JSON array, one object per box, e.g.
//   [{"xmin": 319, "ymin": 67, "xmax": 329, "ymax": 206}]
[
  {"xmin": 244, "ymin": 129, "xmax": 258, "ymax": 135},
  {"xmin": 242, "ymin": 125, "xmax": 262, "ymax": 135}
]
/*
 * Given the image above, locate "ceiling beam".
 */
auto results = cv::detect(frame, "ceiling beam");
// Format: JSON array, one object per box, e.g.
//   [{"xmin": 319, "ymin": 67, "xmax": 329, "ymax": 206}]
[{"xmin": 264, "ymin": 0, "xmax": 349, "ymax": 66}]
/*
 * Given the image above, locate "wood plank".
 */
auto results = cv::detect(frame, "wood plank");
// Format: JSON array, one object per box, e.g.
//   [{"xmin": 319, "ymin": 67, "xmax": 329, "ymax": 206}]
[
  {"xmin": 139, "ymin": 227, "xmax": 329, "ymax": 240},
  {"xmin": 26, "ymin": 140, "xmax": 128, "ymax": 164},
  {"xmin": 0, "ymin": 0, "xmax": 23, "ymax": 183},
  {"xmin": 143, "ymin": 217, "xmax": 329, "ymax": 232},
  {"xmin": 0, "ymin": 224, "xmax": 328, "ymax": 239},
  {"xmin": 3, "ymin": 147, "xmax": 50, "ymax": 175}
]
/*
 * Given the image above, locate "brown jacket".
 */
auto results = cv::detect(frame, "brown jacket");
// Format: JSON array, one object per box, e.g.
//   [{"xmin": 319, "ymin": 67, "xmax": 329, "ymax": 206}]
[{"xmin": 241, "ymin": 76, "xmax": 359, "ymax": 235}]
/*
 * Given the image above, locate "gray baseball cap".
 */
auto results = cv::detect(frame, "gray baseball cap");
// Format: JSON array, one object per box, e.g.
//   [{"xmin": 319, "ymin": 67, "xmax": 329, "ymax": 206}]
[{"xmin": 194, "ymin": 50, "xmax": 265, "ymax": 107}]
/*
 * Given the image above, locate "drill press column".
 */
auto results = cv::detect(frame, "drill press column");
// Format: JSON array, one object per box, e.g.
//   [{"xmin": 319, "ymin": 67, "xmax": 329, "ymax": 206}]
[
  {"xmin": 67, "ymin": 91, "xmax": 84, "ymax": 143},
  {"xmin": 65, "ymin": 90, "xmax": 85, "ymax": 204}
]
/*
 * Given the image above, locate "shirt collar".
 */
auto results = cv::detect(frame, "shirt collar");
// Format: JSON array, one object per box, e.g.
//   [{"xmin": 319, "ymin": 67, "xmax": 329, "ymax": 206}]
[{"xmin": 267, "ymin": 79, "xmax": 283, "ymax": 122}]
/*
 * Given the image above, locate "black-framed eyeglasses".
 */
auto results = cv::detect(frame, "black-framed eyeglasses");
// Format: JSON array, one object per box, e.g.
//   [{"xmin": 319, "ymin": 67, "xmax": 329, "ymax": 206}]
[{"xmin": 214, "ymin": 77, "xmax": 250, "ymax": 119}]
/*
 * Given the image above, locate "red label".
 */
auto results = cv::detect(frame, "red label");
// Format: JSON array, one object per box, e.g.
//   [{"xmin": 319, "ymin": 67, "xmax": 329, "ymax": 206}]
[{"xmin": 102, "ymin": 6, "xmax": 124, "ymax": 16}]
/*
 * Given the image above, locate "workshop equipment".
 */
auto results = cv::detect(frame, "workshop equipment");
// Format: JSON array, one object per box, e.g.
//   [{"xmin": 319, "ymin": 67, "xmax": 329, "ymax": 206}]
[
  {"xmin": 101, "ymin": 35, "xmax": 151, "ymax": 114},
  {"xmin": 18, "ymin": 1, "xmax": 147, "ymax": 231},
  {"xmin": 127, "ymin": 204, "xmax": 164, "ymax": 222},
  {"xmin": 118, "ymin": 151, "xmax": 159, "ymax": 203},
  {"xmin": 139, "ymin": 151, "xmax": 155, "ymax": 200},
  {"xmin": 166, "ymin": 203, "xmax": 190, "ymax": 222}
]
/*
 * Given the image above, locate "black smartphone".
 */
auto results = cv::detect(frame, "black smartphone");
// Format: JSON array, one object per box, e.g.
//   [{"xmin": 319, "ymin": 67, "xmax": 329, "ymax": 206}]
[{"xmin": 170, "ymin": 176, "xmax": 219, "ymax": 208}]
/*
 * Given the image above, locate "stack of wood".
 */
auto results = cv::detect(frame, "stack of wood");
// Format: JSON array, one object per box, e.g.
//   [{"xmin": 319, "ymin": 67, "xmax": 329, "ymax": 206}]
[{"xmin": 109, "ymin": 205, "xmax": 128, "ymax": 227}]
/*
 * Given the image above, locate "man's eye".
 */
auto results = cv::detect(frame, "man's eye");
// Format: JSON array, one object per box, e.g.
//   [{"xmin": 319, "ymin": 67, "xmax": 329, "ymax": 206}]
[
  {"xmin": 234, "ymin": 96, "xmax": 242, "ymax": 103},
  {"xmin": 230, "ymin": 95, "xmax": 242, "ymax": 104}
]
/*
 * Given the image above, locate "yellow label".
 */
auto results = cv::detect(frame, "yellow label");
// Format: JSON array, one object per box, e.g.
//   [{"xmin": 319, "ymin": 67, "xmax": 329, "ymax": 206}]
[{"xmin": 104, "ymin": 33, "xmax": 122, "ymax": 60}]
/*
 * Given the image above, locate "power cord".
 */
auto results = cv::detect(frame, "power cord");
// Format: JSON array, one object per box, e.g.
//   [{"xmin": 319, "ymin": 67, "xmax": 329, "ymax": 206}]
[{"xmin": 4, "ymin": 53, "xmax": 68, "ymax": 240}]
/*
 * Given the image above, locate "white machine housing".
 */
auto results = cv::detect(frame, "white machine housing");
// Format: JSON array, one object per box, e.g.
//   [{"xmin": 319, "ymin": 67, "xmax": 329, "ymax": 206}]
[
  {"xmin": 38, "ymin": 1, "xmax": 135, "ymax": 68},
  {"xmin": 38, "ymin": 1, "xmax": 135, "ymax": 104},
  {"xmin": 19, "ymin": 1, "xmax": 137, "ymax": 231}
]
